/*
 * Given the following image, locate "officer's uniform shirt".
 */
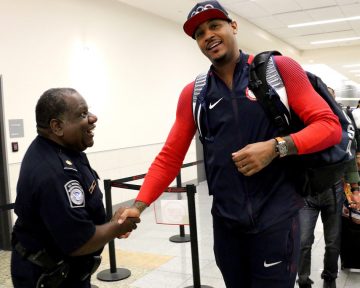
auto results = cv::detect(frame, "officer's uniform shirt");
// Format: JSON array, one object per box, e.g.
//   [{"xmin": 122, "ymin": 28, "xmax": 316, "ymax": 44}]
[{"xmin": 13, "ymin": 135, "xmax": 106, "ymax": 257}]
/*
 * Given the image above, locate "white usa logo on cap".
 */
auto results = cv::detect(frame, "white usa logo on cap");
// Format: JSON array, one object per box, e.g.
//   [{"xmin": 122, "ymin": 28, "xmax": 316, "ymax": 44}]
[
  {"xmin": 191, "ymin": 4, "xmax": 215, "ymax": 17},
  {"xmin": 64, "ymin": 180, "xmax": 85, "ymax": 208}
]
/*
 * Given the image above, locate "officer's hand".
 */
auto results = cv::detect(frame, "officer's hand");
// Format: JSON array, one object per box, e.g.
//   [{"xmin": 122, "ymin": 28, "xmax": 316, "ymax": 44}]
[
  {"xmin": 112, "ymin": 207, "xmax": 141, "ymax": 238},
  {"xmin": 116, "ymin": 216, "xmax": 141, "ymax": 238},
  {"xmin": 232, "ymin": 139, "xmax": 277, "ymax": 176}
]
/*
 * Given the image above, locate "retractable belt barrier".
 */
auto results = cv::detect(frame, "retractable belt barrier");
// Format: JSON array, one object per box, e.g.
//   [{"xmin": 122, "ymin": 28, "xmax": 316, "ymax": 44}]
[
  {"xmin": 0, "ymin": 202, "xmax": 14, "ymax": 212},
  {"xmin": 97, "ymin": 160, "xmax": 212, "ymax": 288}
]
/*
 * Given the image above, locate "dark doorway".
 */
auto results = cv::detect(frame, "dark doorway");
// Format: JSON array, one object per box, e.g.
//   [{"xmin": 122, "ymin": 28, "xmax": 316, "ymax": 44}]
[{"xmin": 0, "ymin": 75, "xmax": 13, "ymax": 250}]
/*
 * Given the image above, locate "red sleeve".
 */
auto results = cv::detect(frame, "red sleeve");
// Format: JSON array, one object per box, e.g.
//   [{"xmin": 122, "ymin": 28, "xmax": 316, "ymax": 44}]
[
  {"xmin": 136, "ymin": 82, "xmax": 197, "ymax": 205},
  {"xmin": 274, "ymin": 56, "xmax": 342, "ymax": 154}
]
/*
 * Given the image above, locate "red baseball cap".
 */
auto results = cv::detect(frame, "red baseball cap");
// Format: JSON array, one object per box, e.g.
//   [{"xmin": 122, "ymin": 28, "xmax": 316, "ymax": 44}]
[{"xmin": 183, "ymin": 1, "xmax": 232, "ymax": 39}]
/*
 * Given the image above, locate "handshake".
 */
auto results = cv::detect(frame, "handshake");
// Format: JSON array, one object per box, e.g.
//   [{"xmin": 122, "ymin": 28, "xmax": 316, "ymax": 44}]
[{"xmin": 111, "ymin": 206, "xmax": 141, "ymax": 238}]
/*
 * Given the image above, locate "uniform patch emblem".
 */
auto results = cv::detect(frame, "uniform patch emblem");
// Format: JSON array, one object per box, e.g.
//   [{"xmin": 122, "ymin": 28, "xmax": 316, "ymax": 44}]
[
  {"xmin": 246, "ymin": 88, "xmax": 257, "ymax": 101},
  {"xmin": 64, "ymin": 180, "xmax": 85, "ymax": 208}
]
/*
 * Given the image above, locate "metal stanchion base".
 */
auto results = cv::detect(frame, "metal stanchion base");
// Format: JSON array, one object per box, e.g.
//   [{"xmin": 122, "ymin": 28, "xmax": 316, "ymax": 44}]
[
  {"xmin": 96, "ymin": 268, "xmax": 131, "ymax": 282},
  {"xmin": 184, "ymin": 285, "xmax": 213, "ymax": 288},
  {"xmin": 169, "ymin": 234, "xmax": 191, "ymax": 243}
]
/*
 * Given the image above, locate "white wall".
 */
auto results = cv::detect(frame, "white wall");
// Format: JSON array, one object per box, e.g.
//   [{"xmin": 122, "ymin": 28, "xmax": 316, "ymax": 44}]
[
  {"xmin": 1, "ymin": 0, "xmax": 304, "ymax": 216},
  {"xmin": 0, "ymin": 0, "xmax": 208, "ymax": 210},
  {"xmin": 0, "ymin": 0, "xmax": 209, "ymax": 157}
]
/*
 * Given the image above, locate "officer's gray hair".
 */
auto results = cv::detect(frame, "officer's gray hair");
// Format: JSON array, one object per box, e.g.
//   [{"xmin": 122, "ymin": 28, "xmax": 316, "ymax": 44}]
[{"xmin": 35, "ymin": 88, "xmax": 78, "ymax": 129}]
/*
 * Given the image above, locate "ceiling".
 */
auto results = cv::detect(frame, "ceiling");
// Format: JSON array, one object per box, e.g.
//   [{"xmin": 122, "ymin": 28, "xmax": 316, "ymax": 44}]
[
  {"xmin": 226, "ymin": 0, "xmax": 360, "ymax": 50},
  {"xmin": 116, "ymin": 0, "xmax": 360, "ymax": 85}
]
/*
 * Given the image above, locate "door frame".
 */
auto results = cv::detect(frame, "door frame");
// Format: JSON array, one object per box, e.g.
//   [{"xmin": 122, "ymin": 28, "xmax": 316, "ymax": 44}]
[{"xmin": 0, "ymin": 75, "xmax": 13, "ymax": 250}]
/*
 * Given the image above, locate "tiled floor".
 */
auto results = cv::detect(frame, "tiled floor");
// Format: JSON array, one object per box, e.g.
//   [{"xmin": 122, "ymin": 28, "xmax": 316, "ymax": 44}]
[{"xmin": 1, "ymin": 181, "xmax": 360, "ymax": 287}]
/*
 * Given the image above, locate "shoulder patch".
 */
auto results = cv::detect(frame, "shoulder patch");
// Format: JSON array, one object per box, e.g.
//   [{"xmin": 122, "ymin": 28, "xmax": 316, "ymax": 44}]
[{"xmin": 64, "ymin": 180, "xmax": 85, "ymax": 208}]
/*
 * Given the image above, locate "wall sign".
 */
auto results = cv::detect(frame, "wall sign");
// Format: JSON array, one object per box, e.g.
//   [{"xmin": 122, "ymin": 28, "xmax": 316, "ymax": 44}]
[{"xmin": 9, "ymin": 119, "xmax": 24, "ymax": 138}]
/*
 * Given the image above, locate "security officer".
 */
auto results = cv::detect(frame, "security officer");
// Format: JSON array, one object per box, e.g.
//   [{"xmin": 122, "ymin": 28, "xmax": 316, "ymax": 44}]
[{"xmin": 11, "ymin": 88, "xmax": 140, "ymax": 288}]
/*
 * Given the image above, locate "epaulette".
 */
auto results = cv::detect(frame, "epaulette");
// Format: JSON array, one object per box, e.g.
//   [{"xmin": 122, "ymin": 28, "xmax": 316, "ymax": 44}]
[{"xmin": 57, "ymin": 151, "xmax": 78, "ymax": 172}]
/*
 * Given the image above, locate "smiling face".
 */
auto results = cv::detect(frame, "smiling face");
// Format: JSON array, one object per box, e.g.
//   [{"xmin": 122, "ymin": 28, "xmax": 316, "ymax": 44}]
[
  {"xmin": 52, "ymin": 92, "xmax": 97, "ymax": 152},
  {"xmin": 194, "ymin": 19, "xmax": 238, "ymax": 66}
]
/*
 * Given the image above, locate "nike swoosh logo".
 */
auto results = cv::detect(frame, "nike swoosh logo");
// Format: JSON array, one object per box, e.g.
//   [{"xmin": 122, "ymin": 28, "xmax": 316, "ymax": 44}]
[
  {"xmin": 209, "ymin": 97, "xmax": 223, "ymax": 109},
  {"xmin": 264, "ymin": 260, "xmax": 282, "ymax": 268}
]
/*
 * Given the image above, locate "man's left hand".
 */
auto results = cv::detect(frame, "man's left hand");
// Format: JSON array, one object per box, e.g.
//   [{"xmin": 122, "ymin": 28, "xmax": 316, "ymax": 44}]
[{"xmin": 232, "ymin": 139, "xmax": 277, "ymax": 176}]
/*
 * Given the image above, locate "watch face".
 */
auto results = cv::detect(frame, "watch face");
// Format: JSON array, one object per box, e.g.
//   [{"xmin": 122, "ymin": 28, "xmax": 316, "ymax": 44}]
[
  {"xmin": 275, "ymin": 137, "xmax": 288, "ymax": 157},
  {"xmin": 277, "ymin": 141, "xmax": 288, "ymax": 157}
]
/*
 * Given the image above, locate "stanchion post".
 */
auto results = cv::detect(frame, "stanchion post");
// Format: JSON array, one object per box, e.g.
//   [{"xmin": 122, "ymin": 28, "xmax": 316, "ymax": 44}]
[
  {"xmin": 169, "ymin": 173, "xmax": 190, "ymax": 243},
  {"xmin": 96, "ymin": 179, "xmax": 131, "ymax": 282},
  {"xmin": 185, "ymin": 184, "xmax": 213, "ymax": 288},
  {"xmin": 177, "ymin": 173, "xmax": 185, "ymax": 238},
  {"xmin": 105, "ymin": 180, "xmax": 117, "ymax": 273}
]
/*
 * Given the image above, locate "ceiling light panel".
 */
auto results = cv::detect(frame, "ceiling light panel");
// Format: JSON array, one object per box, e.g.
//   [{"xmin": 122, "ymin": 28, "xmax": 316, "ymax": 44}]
[
  {"xmin": 343, "ymin": 63, "xmax": 360, "ymax": 68},
  {"xmin": 311, "ymin": 36, "xmax": 360, "ymax": 44}
]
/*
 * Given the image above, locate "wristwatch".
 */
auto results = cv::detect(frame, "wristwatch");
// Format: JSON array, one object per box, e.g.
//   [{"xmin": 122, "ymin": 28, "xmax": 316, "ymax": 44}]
[{"xmin": 275, "ymin": 137, "xmax": 288, "ymax": 158}]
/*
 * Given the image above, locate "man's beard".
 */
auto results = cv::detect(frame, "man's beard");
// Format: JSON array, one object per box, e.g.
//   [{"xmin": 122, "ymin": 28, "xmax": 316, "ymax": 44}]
[
  {"xmin": 211, "ymin": 53, "xmax": 227, "ymax": 66},
  {"xmin": 210, "ymin": 54, "xmax": 226, "ymax": 65}
]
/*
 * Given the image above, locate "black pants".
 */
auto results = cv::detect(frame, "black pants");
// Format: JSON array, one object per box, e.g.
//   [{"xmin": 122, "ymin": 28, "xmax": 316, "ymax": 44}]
[
  {"xmin": 297, "ymin": 181, "xmax": 344, "ymax": 284},
  {"xmin": 213, "ymin": 214, "xmax": 300, "ymax": 288},
  {"xmin": 11, "ymin": 248, "xmax": 91, "ymax": 288}
]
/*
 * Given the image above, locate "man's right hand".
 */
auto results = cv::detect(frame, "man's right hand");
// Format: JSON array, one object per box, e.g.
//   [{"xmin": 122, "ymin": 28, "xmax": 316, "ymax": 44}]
[{"xmin": 112, "ymin": 206, "xmax": 140, "ymax": 224}]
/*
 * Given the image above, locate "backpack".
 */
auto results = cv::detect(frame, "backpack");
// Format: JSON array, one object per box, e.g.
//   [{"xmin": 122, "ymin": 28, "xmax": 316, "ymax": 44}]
[
  {"xmin": 345, "ymin": 106, "xmax": 360, "ymax": 153},
  {"xmin": 248, "ymin": 50, "xmax": 356, "ymax": 196}
]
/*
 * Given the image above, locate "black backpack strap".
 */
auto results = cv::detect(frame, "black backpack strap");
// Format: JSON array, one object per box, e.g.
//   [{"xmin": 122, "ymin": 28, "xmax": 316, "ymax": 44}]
[
  {"xmin": 192, "ymin": 72, "xmax": 209, "ymax": 141},
  {"xmin": 249, "ymin": 50, "xmax": 291, "ymax": 135}
]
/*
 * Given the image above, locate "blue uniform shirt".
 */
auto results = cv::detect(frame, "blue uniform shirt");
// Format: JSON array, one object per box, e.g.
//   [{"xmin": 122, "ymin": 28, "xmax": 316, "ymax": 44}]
[{"xmin": 13, "ymin": 135, "xmax": 106, "ymax": 257}]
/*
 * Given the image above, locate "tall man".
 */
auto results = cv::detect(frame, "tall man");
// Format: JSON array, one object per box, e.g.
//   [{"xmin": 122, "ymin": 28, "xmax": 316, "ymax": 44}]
[
  {"xmin": 11, "ymin": 88, "xmax": 140, "ymax": 288},
  {"xmin": 126, "ymin": 1, "xmax": 341, "ymax": 287}
]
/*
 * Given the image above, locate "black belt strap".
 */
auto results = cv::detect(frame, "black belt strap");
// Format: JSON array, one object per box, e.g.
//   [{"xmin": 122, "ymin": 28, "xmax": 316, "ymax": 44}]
[
  {"xmin": 14, "ymin": 242, "xmax": 63, "ymax": 271},
  {"xmin": 14, "ymin": 239, "xmax": 101, "ymax": 283}
]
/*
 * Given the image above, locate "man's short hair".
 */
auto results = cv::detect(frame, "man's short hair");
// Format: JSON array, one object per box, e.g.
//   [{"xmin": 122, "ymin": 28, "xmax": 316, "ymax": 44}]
[{"xmin": 35, "ymin": 88, "xmax": 78, "ymax": 129}]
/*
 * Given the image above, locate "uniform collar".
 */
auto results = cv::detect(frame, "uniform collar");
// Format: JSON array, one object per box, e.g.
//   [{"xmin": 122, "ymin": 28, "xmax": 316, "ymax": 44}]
[{"xmin": 37, "ymin": 135, "xmax": 82, "ymax": 158}]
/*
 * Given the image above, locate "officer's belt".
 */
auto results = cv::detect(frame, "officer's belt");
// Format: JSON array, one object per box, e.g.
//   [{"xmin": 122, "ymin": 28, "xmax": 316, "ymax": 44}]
[
  {"xmin": 14, "ymin": 241, "xmax": 63, "ymax": 271},
  {"xmin": 14, "ymin": 240, "xmax": 101, "ymax": 283}
]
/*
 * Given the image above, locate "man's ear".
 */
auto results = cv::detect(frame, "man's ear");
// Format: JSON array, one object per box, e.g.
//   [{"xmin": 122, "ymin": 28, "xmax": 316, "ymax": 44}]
[
  {"xmin": 231, "ymin": 20, "xmax": 237, "ymax": 34},
  {"xmin": 49, "ymin": 119, "xmax": 64, "ymax": 136}
]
